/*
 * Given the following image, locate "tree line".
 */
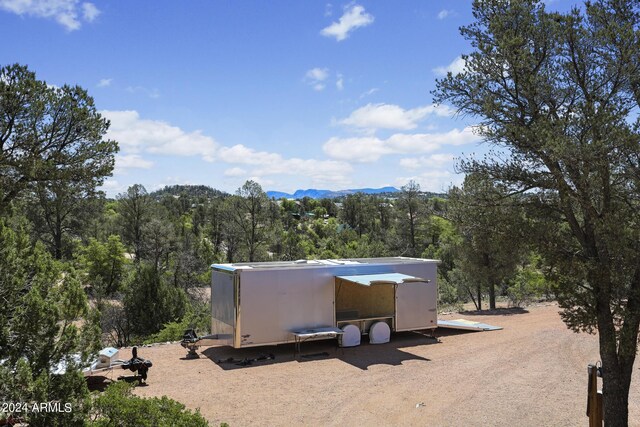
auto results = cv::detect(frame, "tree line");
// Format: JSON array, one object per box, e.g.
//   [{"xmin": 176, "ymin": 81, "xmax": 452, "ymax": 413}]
[{"xmin": 8, "ymin": 173, "xmax": 551, "ymax": 348}]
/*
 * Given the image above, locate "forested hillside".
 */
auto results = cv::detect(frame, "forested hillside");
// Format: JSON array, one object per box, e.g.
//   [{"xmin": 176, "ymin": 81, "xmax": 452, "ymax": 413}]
[{"xmin": 6, "ymin": 0, "xmax": 640, "ymax": 424}]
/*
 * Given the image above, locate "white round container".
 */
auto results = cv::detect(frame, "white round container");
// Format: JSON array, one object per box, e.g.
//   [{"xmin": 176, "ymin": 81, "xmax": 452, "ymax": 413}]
[{"xmin": 369, "ymin": 321, "xmax": 391, "ymax": 344}]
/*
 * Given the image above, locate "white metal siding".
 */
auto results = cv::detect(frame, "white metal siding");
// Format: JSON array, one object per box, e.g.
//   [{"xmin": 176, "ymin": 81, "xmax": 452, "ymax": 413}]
[
  {"xmin": 395, "ymin": 264, "xmax": 437, "ymax": 331},
  {"xmin": 238, "ymin": 268, "xmax": 335, "ymax": 346},
  {"xmin": 395, "ymin": 281, "xmax": 437, "ymax": 330},
  {"xmin": 211, "ymin": 259, "xmax": 438, "ymax": 347}
]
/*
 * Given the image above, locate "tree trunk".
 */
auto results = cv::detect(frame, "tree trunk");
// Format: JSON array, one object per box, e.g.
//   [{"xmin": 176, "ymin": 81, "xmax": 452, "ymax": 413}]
[
  {"xmin": 53, "ymin": 233, "xmax": 62, "ymax": 259},
  {"xmin": 489, "ymin": 283, "xmax": 496, "ymax": 310},
  {"xmin": 409, "ymin": 211, "xmax": 416, "ymax": 256},
  {"xmin": 484, "ymin": 254, "xmax": 495, "ymax": 310},
  {"xmin": 595, "ymin": 270, "xmax": 640, "ymax": 427},
  {"xmin": 53, "ymin": 214, "xmax": 63, "ymax": 260},
  {"xmin": 467, "ymin": 288, "xmax": 478, "ymax": 310},
  {"xmin": 598, "ymin": 324, "xmax": 633, "ymax": 427},
  {"xmin": 476, "ymin": 285, "xmax": 482, "ymax": 311}
]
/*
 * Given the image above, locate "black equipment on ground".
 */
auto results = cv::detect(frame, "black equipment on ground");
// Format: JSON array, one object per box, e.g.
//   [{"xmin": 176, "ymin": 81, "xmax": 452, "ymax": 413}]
[{"xmin": 120, "ymin": 346, "xmax": 153, "ymax": 382}]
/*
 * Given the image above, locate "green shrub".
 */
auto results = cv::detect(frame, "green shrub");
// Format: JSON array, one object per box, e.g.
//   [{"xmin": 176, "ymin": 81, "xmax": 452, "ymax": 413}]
[
  {"xmin": 437, "ymin": 272, "xmax": 463, "ymax": 312},
  {"xmin": 90, "ymin": 381, "xmax": 209, "ymax": 426},
  {"xmin": 123, "ymin": 263, "xmax": 190, "ymax": 338},
  {"xmin": 143, "ymin": 302, "xmax": 210, "ymax": 345},
  {"xmin": 507, "ymin": 266, "xmax": 547, "ymax": 308}
]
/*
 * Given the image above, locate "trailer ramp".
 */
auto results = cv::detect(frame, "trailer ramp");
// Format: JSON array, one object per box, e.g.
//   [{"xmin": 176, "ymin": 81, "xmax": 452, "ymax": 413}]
[{"xmin": 437, "ymin": 319, "xmax": 502, "ymax": 331}]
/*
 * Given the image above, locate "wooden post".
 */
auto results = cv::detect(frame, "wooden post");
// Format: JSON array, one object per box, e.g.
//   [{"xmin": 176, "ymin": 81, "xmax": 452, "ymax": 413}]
[{"xmin": 587, "ymin": 364, "xmax": 603, "ymax": 427}]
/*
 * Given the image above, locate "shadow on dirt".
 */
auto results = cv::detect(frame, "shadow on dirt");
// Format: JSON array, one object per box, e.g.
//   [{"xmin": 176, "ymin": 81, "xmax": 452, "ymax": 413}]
[
  {"xmin": 86, "ymin": 376, "xmax": 149, "ymax": 392},
  {"xmin": 433, "ymin": 328, "xmax": 482, "ymax": 338},
  {"xmin": 336, "ymin": 333, "xmax": 434, "ymax": 370},
  {"xmin": 457, "ymin": 307, "xmax": 529, "ymax": 316},
  {"xmin": 198, "ymin": 331, "xmax": 438, "ymax": 371}
]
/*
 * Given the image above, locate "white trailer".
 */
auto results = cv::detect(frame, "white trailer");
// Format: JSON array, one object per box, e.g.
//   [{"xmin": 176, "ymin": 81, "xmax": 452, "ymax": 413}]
[{"xmin": 191, "ymin": 257, "xmax": 438, "ymax": 350}]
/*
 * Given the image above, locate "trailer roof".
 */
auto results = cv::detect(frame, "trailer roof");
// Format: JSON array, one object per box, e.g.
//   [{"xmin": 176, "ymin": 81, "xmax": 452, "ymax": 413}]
[{"xmin": 211, "ymin": 257, "xmax": 438, "ymax": 272}]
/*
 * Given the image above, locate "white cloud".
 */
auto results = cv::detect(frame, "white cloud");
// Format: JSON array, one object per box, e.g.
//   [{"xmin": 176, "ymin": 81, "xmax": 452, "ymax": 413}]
[
  {"xmin": 82, "ymin": 2, "xmax": 99, "ymax": 21},
  {"xmin": 305, "ymin": 67, "xmax": 329, "ymax": 91},
  {"xmin": 0, "ymin": 0, "xmax": 100, "ymax": 31},
  {"xmin": 218, "ymin": 145, "xmax": 282, "ymax": 165},
  {"xmin": 399, "ymin": 153, "xmax": 455, "ymax": 170},
  {"xmin": 219, "ymin": 144, "xmax": 353, "ymax": 186},
  {"xmin": 224, "ymin": 167, "xmax": 247, "ymax": 177},
  {"xmin": 391, "ymin": 127, "xmax": 480, "ymax": 148},
  {"xmin": 101, "ymin": 179, "xmax": 120, "ymax": 190},
  {"xmin": 323, "ymin": 136, "xmax": 389, "ymax": 162},
  {"xmin": 386, "ymin": 133, "xmax": 444, "ymax": 152},
  {"xmin": 320, "ymin": 4, "xmax": 374, "ymax": 41},
  {"xmin": 247, "ymin": 176, "xmax": 276, "ymax": 188},
  {"xmin": 433, "ymin": 56, "xmax": 466, "ymax": 76},
  {"xmin": 323, "ymin": 126, "xmax": 480, "ymax": 162},
  {"xmin": 126, "ymin": 86, "xmax": 160, "ymax": 99},
  {"xmin": 359, "ymin": 87, "xmax": 378, "ymax": 99},
  {"xmin": 336, "ymin": 73, "xmax": 344, "ymax": 91},
  {"xmin": 102, "ymin": 110, "xmax": 353, "ymax": 187},
  {"xmin": 306, "ymin": 68, "xmax": 329, "ymax": 81},
  {"xmin": 152, "ymin": 177, "xmax": 196, "ymax": 191},
  {"xmin": 324, "ymin": 3, "xmax": 333, "ymax": 17},
  {"xmin": 255, "ymin": 158, "xmax": 351, "ymax": 183},
  {"xmin": 437, "ymin": 9, "xmax": 452, "ymax": 20},
  {"xmin": 102, "ymin": 110, "xmax": 219, "ymax": 161},
  {"xmin": 97, "ymin": 78, "xmax": 112, "ymax": 88},
  {"xmin": 339, "ymin": 103, "xmax": 454, "ymax": 131},
  {"xmin": 395, "ymin": 169, "xmax": 460, "ymax": 193},
  {"xmin": 114, "ymin": 154, "xmax": 154, "ymax": 173},
  {"xmin": 100, "ymin": 178, "xmax": 125, "ymax": 195}
]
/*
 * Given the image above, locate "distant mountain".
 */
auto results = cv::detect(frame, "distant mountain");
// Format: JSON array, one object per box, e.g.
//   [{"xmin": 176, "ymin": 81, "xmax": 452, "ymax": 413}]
[
  {"xmin": 267, "ymin": 186, "xmax": 399, "ymax": 199},
  {"xmin": 292, "ymin": 189, "xmax": 333, "ymax": 199},
  {"xmin": 265, "ymin": 191, "xmax": 293, "ymax": 199}
]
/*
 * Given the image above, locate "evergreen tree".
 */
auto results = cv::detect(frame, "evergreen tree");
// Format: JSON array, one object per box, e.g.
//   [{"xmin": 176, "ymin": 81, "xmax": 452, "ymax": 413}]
[
  {"xmin": 434, "ymin": 1, "xmax": 640, "ymax": 422},
  {"xmin": 0, "ymin": 221, "xmax": 100, "ymax": 426},
  {"xmin": 0, "ymin": 64, "xmax": 117, "ymax": 213}
]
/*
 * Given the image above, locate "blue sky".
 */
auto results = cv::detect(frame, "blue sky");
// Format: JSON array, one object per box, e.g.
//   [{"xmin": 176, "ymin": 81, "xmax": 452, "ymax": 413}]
[{"xmin": 0, "ymin": 1, "xmax": 569, "ymax": 196}]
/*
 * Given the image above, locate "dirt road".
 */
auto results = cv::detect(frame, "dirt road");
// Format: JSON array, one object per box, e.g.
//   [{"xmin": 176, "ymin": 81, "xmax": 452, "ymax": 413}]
[{"xmin": 119, "ymin": 303, "xmax": 639, "ymax": 426}]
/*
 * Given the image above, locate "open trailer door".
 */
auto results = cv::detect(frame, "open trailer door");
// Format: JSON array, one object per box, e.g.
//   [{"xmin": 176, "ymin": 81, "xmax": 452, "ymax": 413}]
[
  {"xmin": 335, "ymin": 273, "xmax": 435, "ymax": 332},
  {"xmin": 395, "ymin": 278, "xmax": 436, "ymax": 332}
]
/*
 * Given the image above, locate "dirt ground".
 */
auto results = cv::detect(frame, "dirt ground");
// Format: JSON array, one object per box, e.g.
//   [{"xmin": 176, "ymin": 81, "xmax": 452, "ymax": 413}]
[{"xmin": 112, "ymin": 302, "xmax": 639, "ymax": 426}]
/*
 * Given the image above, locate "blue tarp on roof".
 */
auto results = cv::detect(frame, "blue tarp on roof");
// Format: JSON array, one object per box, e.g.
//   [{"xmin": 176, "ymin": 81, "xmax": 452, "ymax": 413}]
[{"xmin": 336, "ymin": 273, "xmax": 427, "ymax": 286}]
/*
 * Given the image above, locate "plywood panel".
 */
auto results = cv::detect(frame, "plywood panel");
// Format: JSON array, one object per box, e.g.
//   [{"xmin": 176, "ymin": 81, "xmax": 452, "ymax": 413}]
[{"xmin": 335, "ymin": 279, "xmax": 395, "ymax": 319}]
